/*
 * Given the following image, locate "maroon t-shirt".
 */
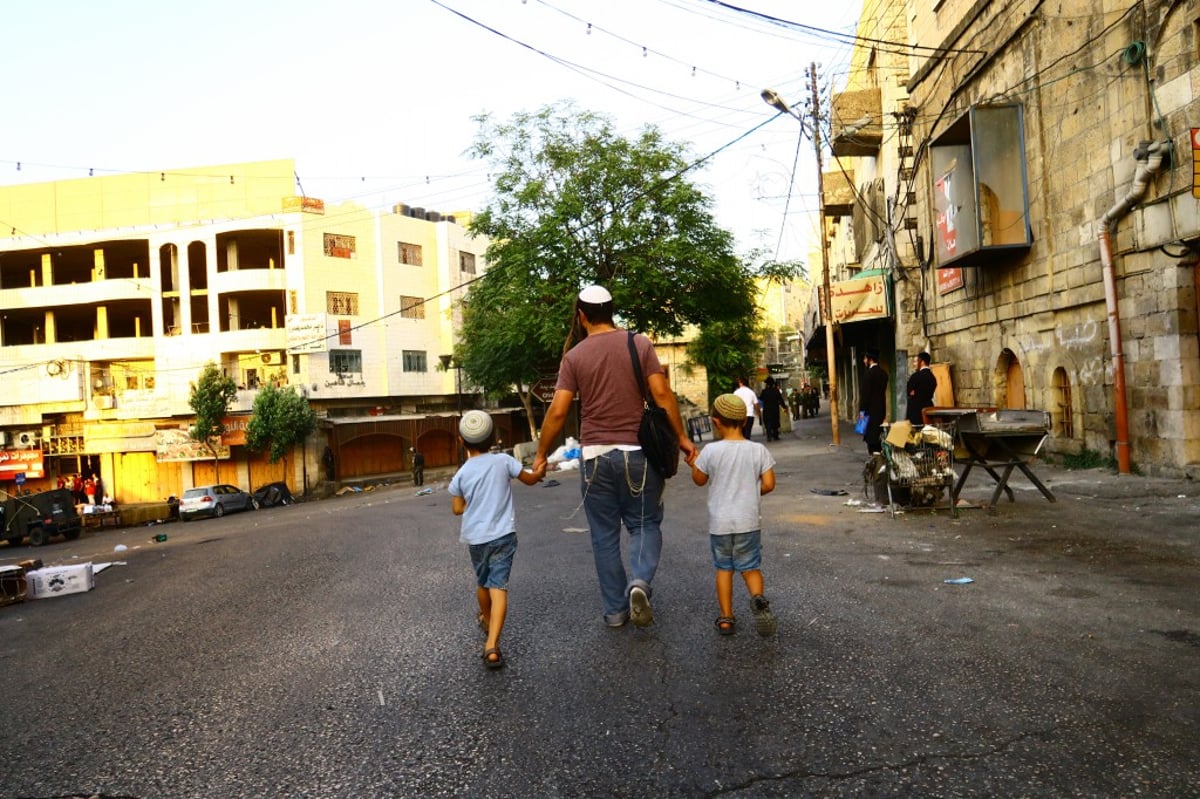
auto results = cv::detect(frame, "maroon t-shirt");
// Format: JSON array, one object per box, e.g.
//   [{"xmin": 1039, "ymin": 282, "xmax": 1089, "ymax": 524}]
[{"xmin": 556, "ymin": 329, "xmax": 663, "ymax": 447}]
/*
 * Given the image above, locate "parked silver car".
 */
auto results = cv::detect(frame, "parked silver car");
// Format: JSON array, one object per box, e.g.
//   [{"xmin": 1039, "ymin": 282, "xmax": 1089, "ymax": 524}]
[{"xmin": 179, "ymin": 484, "xmax": 257, "ymax": 521}]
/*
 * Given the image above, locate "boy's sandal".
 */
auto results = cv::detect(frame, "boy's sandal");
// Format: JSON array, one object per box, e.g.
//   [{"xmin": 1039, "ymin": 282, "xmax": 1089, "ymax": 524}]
[
  {"xmin": 477, "ymin": 613, "xmax": 489, "ymax": 634},
  {"xmin": 715, "ymin": 616, "xmax": 736, "ymax": 636},
  {"xmin": 482, "ymin": 647, "xmax": 505, "ymax": 670}
]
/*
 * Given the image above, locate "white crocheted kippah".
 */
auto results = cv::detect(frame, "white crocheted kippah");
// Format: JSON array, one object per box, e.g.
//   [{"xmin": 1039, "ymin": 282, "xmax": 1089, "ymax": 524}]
[{"xmin": 459, "ymin": 410, "xmax": 494, "ymax": 444}]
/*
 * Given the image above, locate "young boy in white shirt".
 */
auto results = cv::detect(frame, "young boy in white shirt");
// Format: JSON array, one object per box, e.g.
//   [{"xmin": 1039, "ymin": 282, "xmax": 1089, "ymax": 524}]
[{"xmin": 686, "ymin": 393, "xmax": 778, "ymax": 636}]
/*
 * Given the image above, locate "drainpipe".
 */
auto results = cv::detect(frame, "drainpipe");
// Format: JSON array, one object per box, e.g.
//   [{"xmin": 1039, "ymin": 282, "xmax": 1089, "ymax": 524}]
[{"xmin": 1096, "ymin": 140, "xmax": 1168, "ymax": 474}]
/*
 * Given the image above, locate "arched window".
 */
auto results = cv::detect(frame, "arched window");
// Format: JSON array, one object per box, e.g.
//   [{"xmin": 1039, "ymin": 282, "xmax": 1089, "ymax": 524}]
[{"xmin": 1052, "ymin": 367, "xmax": 1074, "ymax": 438}]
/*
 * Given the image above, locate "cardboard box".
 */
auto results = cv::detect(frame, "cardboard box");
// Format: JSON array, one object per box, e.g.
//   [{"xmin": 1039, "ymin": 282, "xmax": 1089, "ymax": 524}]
[
  {"xmin": 25, "ymin": 563, "xmax": 94, "ymax": 599},
  {"xmin": 0, "ymin": 565, "xmax": 27, "ymax": 606}
]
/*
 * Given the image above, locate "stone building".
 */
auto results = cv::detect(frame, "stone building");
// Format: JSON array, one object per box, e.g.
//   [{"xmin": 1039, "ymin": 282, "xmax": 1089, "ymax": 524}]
[{"xmin": 824, "ymin": 0, "xmax": 1199, "ymax": 476}]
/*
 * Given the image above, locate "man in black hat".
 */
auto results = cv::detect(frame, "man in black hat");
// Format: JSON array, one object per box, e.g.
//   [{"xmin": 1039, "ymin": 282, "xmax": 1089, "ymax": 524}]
[
  {"xmin": 859, "ymin": 348, "xmax": 888, "ymax": 454},
  {"xmin": 905, "ymin": 351, "xmax": 937, "ymax": 426}
]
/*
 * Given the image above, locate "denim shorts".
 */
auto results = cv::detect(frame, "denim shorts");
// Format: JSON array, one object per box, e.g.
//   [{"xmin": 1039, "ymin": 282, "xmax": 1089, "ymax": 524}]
[
  {"xmin": 469, "ymin": 532, "xmax": 517, "ymax": 590},
  {"xmin": 710, "ymin": 530, "xmax": 763, "ymax": 572}
]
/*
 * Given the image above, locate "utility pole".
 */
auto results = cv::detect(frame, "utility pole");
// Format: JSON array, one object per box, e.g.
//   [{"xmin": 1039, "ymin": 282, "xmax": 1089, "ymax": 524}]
[{"xmin": 810, "ymin": 62, "xmax": 840, "ymax": 445}]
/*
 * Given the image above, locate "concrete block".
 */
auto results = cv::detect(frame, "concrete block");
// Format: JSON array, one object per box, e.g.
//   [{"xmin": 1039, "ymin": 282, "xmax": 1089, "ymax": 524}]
[
  {"xmin": 1170, "ymin": 192, "xmax": 1200, "ymax": 234},
  {"xmin": 1156, "ymin": 72, "xmax": 1194, "ymax": 115},
  {"xmin": 1137, "ymin": 202, "xmax": 1175, "ymax": 248},
  {"xmin": 1159, "ymin": 357, "xmax": 1183, "ymax": 386},
  {"xmin": 1154, "ymin": 335, "xmax": 1182, "ymax": 361}
]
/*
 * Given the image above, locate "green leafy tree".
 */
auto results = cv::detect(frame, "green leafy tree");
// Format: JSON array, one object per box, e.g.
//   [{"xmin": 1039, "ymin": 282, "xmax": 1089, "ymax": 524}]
[
  {"xmin": 462, "ymin": 101, "xmax": 795, "ymax": 435},
  {"xmin": 189, "ymin": 363, "xmax": 237, "ymax": 476},
  {"xmin": 245, "ymin": 384, "xmax": 318, "ymax": 478}
]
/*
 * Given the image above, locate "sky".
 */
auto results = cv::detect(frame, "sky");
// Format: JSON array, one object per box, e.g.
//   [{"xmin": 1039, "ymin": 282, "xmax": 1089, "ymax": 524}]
[{"xmin": 1, "ymin": 0, "xmax": 863, "ymax": 267}]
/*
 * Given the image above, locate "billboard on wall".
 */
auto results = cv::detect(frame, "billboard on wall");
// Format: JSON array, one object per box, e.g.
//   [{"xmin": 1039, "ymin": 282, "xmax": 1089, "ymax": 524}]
[
  {"xmin": 286, "ymin": 313, "xmax": 328, "ymax": 353},
  {"xmin": 155, "ymin": 429, "xmax": 230, "ymax": 462},
  {"xmin": 0, "ymin": 450, "xmax": 45, "ymax": 480},
  {"xmin": 828, "ymin": 274, "xmax": 889, "ymax": 324}
]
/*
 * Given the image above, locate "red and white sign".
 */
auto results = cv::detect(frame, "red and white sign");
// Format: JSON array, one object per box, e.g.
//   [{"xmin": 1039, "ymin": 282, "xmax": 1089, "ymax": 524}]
[{"xmin": 0, "ymin": 449, "xmax": 45, "ymax": 480}]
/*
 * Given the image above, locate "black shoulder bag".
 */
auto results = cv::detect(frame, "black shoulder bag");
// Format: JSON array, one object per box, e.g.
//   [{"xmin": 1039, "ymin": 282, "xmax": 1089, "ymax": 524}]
[{"xmin": 627, "ymin": 332, "xmax": 680, "ymax": 479}]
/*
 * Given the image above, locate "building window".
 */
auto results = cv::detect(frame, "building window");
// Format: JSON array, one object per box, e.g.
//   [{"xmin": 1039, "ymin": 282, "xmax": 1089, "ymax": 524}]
[
  {"xmin": 326, "ymin": 291, "xmax": 359, "ymax": 316},
  {"xmin": 399, "ymin": 242, "xmax": 423, "ymax": 265},
  {"xmin": 329, "ymin": 349, "xmax": 362, "ymax": 374},
  {"xmin": 400, "ymin": 295, "xmax": 425, "ymax": 319},
  {"xmin": 402, "ymin": 350, "xmax": 427, "ymax": 372},
  {"xmin": 323, "ymin": 233, "xmax": 356, "ymax": 259},
  {"xmin": 459, "ymin": 251, "xmax": 476, "ymax": 274},
  {"xmin": 1052, "ymin": 367, "xmax": 1074, "ymax": 438}
]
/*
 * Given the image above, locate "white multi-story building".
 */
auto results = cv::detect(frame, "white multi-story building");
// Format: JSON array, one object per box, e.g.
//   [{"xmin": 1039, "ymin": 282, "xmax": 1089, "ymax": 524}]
[{"xmin": 0, "ymin": 159, "xmax": 493, "ymax": 502}]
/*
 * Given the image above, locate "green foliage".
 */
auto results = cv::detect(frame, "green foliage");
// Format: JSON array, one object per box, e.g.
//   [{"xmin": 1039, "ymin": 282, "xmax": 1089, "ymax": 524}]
[
  {"xmin": 189, "ymin": 363, "xmax": 237, "ymax": 459},
  {"xmin": 462, "ymin": 101, "xmax": 769, "ymax": 424},
  {"xmin": 686, "ymin": 317, "xmax": 762, "ymax": 403},
  {"xmin": 246, "ymin": 384, "xmax": 317, "ymax": 467},
  {"xmin": 1059, "ymin": 447, "xmax": 1140, "ymax": 474}
]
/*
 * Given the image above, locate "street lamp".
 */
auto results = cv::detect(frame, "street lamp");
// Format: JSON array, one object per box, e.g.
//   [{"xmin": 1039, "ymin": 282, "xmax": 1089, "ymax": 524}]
[{"xmin": 762, "ymin": 80, "xmax": 841, "ymax": 446}]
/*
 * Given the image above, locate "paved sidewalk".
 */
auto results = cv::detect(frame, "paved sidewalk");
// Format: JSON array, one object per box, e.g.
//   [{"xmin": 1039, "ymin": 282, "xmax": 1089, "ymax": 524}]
[{"xmin": 756, "ymin": 409, "xmax": 1200, "ymax": 571}]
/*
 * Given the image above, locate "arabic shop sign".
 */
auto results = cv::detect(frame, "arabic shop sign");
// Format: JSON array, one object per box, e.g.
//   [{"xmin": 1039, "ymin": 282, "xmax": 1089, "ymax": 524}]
[
  {"xmin": 825, "ymin": 274, "xmax": 890, "ymax": 324},
  {"xmin": 0, "ymin": 450, "xmax": 45, "ymax": 480}
]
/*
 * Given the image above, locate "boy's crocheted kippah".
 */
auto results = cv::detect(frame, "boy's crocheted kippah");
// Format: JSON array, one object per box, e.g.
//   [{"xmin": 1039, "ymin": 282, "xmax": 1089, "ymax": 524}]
[
  {"xmin": 459, "ymin": 410, "xmax": 494, "ymax": 444},
  {"xmin": 713, "ymin": 393, "xmax": 746, "ymax": 422}
]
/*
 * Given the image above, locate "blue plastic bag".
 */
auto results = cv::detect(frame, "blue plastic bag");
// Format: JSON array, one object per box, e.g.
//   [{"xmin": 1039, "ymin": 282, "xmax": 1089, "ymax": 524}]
[{"xmin": 854, "ymin": 411, "xmax": 869, "ymax": 435}]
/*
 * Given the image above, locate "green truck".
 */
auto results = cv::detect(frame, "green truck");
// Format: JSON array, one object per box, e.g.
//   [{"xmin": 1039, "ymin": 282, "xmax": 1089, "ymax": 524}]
[{"xmin": 1, "ymin": 488, "xmax": 83, "ymax": 547}]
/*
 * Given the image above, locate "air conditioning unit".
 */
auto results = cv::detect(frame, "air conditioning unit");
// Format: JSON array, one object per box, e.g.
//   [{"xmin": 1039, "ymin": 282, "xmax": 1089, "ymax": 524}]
[
  {"xmin": 15, "ymin": 429, "xmax": 41, "ymax": 448},
  {"xmin": 260, "ymin": 352, "xmax": 285, "ymax": 366}
]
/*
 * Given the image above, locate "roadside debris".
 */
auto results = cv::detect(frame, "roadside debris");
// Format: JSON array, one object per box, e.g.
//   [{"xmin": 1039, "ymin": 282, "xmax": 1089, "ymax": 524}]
[{"xmin": 944, "ymin": 577, "xmax": 975, "ymax": 585}]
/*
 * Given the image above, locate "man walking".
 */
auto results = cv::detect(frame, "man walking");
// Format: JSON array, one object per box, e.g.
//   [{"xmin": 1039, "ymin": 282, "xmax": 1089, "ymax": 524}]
[
  {"xmin": 410, "ymin": 447, "xmax": 425, "ymax": 486},
  {"xmin": 534, "ymin": 286, "xmax": 697, "ymax": 628},
  {"xmin": 905, "ymin": 351, "xmax": 938, "ymax": 425},
  {"xmin": 859, "ymin": 349, "xmax": 888, "ymax": 454},
  {"xmin": 734, "ymin": 376, "xmax": 760, "ymax": 439}
]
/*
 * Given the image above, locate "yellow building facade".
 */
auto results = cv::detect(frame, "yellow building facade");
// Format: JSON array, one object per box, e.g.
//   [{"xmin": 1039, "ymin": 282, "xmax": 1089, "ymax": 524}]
[{"xmin": 0, "ymin": 160, "xmax": 491, "ymax": 501}]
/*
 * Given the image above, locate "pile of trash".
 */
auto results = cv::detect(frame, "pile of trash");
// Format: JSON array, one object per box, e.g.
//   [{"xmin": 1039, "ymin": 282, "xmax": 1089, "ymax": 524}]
[{"xmin": 547, "ymin": 437, "xmax": 582, "ymax": 471}]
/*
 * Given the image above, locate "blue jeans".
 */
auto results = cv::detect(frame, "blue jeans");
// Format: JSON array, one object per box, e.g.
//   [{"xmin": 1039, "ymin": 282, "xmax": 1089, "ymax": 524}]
[{"xmin": 580, "ymin": 449, "xmax": 665, "ymax": 619}]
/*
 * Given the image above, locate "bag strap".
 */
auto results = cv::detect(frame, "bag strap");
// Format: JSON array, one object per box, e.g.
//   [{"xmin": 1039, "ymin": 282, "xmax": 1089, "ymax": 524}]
[{"xmin": 627, "ymin": 331, "xmax": 650, "ymax": 404}]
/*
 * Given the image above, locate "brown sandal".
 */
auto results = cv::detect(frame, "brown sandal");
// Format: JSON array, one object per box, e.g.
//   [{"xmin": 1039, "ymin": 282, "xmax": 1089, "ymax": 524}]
[
  {"xmin": 482, "ymin": 647, "xmax": 505, "ymax": 670},
  {"xmin": 715, "ymin": 616, "xmax": 736, "ymax": 636}
]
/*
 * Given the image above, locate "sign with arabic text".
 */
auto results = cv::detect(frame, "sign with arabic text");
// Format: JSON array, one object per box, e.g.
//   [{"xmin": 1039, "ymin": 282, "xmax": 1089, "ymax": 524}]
[
  {"xmin": 286, "ymin": 313, "xmax": 329, "ymax": 353},
  {"xmin": 829, "ymin": 274, "xmax": 889, "ymax": 324},
  {"xmin": 0, "ymin": 450, "xmax": 44, "ymax": 480}
]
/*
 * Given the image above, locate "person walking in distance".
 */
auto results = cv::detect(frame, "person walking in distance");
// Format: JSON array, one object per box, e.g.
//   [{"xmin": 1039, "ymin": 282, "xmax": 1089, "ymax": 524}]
[
  {"xmin": 859, "ymin": 349, "xmax": 889, "ymax": 454},
  {"xmin": 449, "ymin": 411, "xmax": 544, "ymax": 670},
  {"xmin": 534, "ymin": 286, "xmax": 697, "ymax": 628},
  {"xmin": 410, "ymin": 447, "xmax": 426, "ymax": 487},
  {"xmin": 758, "ymin": 376, "xmax": 785, "ymax": 441},
  {"xmin": 734, "ymin": 376, "xmax": 760, "ymax": 439},
  {"xmin": 905, "ymin": 351, "xmax": 938, "ymax": 426},
  {"xmin": 686, "ymin": 394, "xmax": 778, "ymax": 637}
]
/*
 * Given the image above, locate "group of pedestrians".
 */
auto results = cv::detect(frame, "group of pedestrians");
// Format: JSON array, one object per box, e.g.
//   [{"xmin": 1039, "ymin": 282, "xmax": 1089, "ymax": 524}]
[
  {"xmin": 447, "ymin": 286, "xmax": 779, "ymax": 670},
  {"xmin": 58, "ymin": 473, "xmax": 100, "ymax": 506},
  {"xmin": 444, "ymin": 283, "xmax": 941, "ymax": 671},
  {"xmin": 858, "ymin": 348, "xmax": 939, "ymax": 454}
]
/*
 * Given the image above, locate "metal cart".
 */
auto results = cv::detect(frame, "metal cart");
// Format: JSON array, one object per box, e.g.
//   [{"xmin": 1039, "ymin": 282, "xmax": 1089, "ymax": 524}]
[
  {"xmin": 881, "ymin": 424, "xmax": 958, "ymax": 518},
  {"xmin": 926, "ymin": 409, "xmax": 1056, "ymax": 512}
]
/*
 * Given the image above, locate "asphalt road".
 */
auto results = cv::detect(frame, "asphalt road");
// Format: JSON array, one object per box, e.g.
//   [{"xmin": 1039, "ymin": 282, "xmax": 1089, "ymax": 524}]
[{"xmin": 1, "ymin": 421, "xmax": 1198, "ymax": 798}]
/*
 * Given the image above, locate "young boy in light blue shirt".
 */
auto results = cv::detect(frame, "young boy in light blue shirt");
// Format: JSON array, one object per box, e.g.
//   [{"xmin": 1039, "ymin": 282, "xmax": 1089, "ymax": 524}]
[{"xmin": 449, "ymin": 411, "xmax": 543, "ymax": 670}]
